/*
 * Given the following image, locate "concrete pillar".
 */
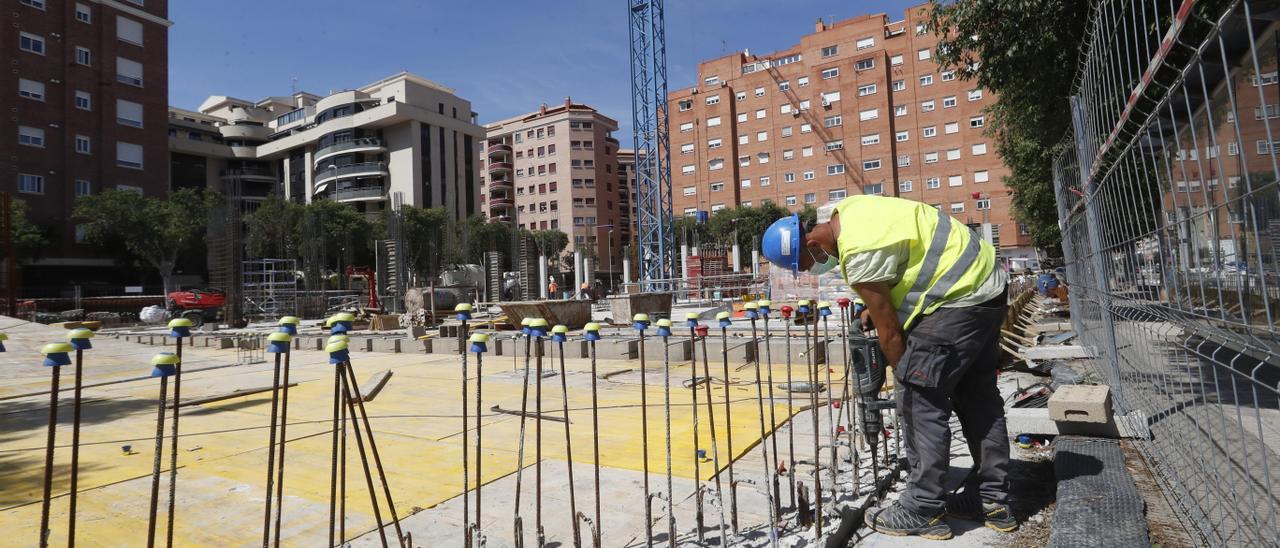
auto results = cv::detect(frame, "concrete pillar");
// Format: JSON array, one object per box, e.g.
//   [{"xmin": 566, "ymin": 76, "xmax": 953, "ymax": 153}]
[
  {"xmin": 538, "ymin": 256, "xmax": 548, "ymax": 299},
  {"xmin": 752, "ymin": 248, "xmax": 760, "ymax": 276},
  {"xmin": 585, "ymin": 258, "xmax": 593, "ymax": 288},
  {"xmin": 732, "ymin": 243, "xmax": 742, "ymax": 272},
  {"xmin": 623, "ymin": 257, "xmax": 631, "ymax": 286},
  {"xmin": 573, "ymin": 250, "xmax": 583, "ymax": 297},
  {"xmin": 681, "ymin": 244, "xmax": 689, "ymax": 279}
]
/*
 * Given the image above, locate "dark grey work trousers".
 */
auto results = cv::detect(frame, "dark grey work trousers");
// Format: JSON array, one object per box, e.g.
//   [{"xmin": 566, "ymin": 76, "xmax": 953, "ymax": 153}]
[{"xmin": 894, "ymin": 288, "xmax": 1011, "ymax": 514}]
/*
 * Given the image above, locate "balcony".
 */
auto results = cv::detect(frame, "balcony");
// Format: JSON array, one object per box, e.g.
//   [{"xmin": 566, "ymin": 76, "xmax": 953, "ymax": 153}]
[
  {"xmin": 313, "ymin": 162, "xmax": 388, "ymax": 187},
  {"xmin": 489, "ymin": 197, "xmax": 514, "ymax": 208},
  {"xmin": 314, "ymin": 138, "xmax": 386, "ymax": 166},
  {"xmin": 492, "ymin": 215, "xmax": 514, "ymax": 224},
  {"xmin": 489, "ymin": 178, "xmax": 513, "ymax": 190},
  {"xmin": 327, "ymin": 186, "xmax": 387, "ymax": 203},
  {"xmin": 487, "ymin": 143, "xmax": 512, "ymax": 156},
  {"xmin": 221, "ymin": 168, "xmax": 277, "ymax": 182},
  {"xmin": 487, "ymin": 161, "xmax": 513, "ymax": 173}
]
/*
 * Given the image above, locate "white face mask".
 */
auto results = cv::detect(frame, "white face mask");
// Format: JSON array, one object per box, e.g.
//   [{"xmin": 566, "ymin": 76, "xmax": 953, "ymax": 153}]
[{"xmin": 808, "ymin": 247, "xmax": 837, "ymax": 275}]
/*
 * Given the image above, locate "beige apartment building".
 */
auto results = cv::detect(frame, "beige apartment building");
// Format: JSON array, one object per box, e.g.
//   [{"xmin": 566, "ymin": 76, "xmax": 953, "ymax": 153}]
[
  {"xmin": 669, "ymin": 4, "xmax": 1033, "ymax": 261},
  {"xmin": 482, "ymin": 100, "xmax": 627, "ymax": 272},
  {"xmin": 170, "ymin": 72, "xmax": 484, "ymax": 219}
]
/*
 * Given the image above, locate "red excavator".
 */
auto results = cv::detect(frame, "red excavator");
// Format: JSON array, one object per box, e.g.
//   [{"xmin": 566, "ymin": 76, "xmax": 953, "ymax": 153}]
[{"xmin": 165, "ymin": 288, "xmax": 227, "ymax": 326}]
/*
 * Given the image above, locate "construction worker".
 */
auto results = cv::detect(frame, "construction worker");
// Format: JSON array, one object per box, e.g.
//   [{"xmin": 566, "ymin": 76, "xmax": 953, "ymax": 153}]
[
  {"xmin": 548, "ymin": 279, "xmax": 559, "ymax": 299},
  {"xmin": 760, "ymin": 195, "xmax": 1015, "ymax": 539}
]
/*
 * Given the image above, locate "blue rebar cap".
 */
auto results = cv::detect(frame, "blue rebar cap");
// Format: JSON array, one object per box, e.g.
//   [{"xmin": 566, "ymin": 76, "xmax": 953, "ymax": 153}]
[
  {"xmin": 744, "ymin": 301, "xmax": 759, "ymax": 320},
  {"xmin": 168, "ymin": 318, "xmax": 193, "ymax": 338},
  {"xmin": 551, "ymin": 325, "xmax": 569, "ymax": 343},
  {"xmin": 455, "ymin": 303, "xmax": 473, "ymax": 321},
  {"xmin": 818, "ymin": 300, "xmax": 832, "ymax": 317},
  {"xmin": 520, "ymin": 317, "xmax": 533, "ymax": 335},
  {"xmin": 42, "ymin": 342, "xmax": 73, "ymax": 367},
  {"xmin": 278, "ymin": 316, "xmax": 299, "ymax": 336},
  {"xmin": 583, "ymin": 322, "xmax": 602, "ymax": 342},
  {"xmin": 716, "ymin": 311, "xmax": 732, "ymax": 327},
  {"xmin": 655, "ymin": 318, "xmax": 673, "ymax": 337},
  {"xmin": 632, "ymin": 313, "xmax": 650, "ymax": 331},
  {"xmin": 798, "ymin": 299, "xmax": 812, "ymax": 315},
  {"xmin": 0, "ymin": 332, "xmax": 8, "ymax": 352},
  {"xmin": 326, "ymin": 340, "xmax": 350, "ymax": 365},
  {"xmin": 150, "ymin": 351, "xmax": 178, "ymax": 377},
  {"xmin": 528, "ymin": 318, "xmax": 548, "ymax": 338},
  {"xmin": 758, "ymin": 299, "xmax": 772, "ymax": 317},
  {"xmin": 66, "ymin": 328, "xmax": 94, "ymax": 350},
  {"xmin": 469, "ymin": 333, "xmax": 489, "ymax": 353},
  {"xmin": 685, "ymin": 312, "xmax": 700, "ymax": 329},
  {"xmin": 266, "ymin": 332, "xmax": 292, "ymax": 353}
]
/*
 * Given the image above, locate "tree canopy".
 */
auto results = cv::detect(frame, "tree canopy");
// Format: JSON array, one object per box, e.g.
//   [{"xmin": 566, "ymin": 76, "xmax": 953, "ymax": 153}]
[
  {"xmin": 9, "ymin": 198, "xmax": 49, "ymax": 261},
  {"xmin": 929, "ymin": 0, "xmax": 1093, "ymax": 253},
  {"xmin": 75, "ymin": 188, "xmax": 219, "ymax": 292}
]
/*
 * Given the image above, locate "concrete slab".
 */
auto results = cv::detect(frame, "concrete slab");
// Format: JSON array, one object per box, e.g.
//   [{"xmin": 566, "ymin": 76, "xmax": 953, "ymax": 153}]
[{"xmin": 1019, "ymin": 345, "xmax": 1092, "ymax": 360}]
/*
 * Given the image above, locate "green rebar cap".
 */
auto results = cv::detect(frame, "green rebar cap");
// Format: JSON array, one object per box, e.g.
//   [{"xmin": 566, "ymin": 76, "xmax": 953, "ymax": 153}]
[
  {"xmin": 66, "ymin": 328, "xmax": 95, "ymax": 340},
  {"xmin": 278, "ymin": 316, "xmax": 300, "ymax": 326},
  {"xmin": 151, "ymin": 352, "xmax": 179, "ymax": 365},
  {"xmin": 656, "ymin": 319, "xmax": 673, "ymax": 327},
  {"xmin": 454, "ymin": 303, "xmax": 473, "ymax": 312},
  {"xmin": 43, "ymin": 342, "xmax": 74, "ymax": 355},
  {"xmin": 715, "ymin": 311, "xmax": 731, "ymax": 320},
  {"xmin": 470, "ymin": 333, "xmax": 490, "ymax": 343},
  {"xmin": 632, "ymin": 313, "xmax": 650, "ymax": 322},
  {"xmin": 584, "ymin": 322, "xmax": 602, "ymax": 331},
  {"xmin": 552, "ymin": 325, "xmax": 569, "ymax": 334},
  {"xmin": 685, "ymin": 312, "xmax": 700, "ymax": 320},
  {"xmin": 528, "ymin": 318, "xmax": 549, "ymax": 327},
  {"xmin": 167, "ymin": 318, "xmax": 194, "ymax": 328},
  {"xmin": 334, "ymin": 312, "xmax": 356, "ymax": 322}
]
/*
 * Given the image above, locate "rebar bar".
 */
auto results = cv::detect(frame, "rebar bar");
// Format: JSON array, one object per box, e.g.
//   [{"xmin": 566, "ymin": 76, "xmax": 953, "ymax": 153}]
[
  {"xmin": 695, "ymin": 325, "xmax": 728, "ymax": 546},
  {"xmin": 745, "ymin": 312, "xmax": 779, "ymax": 546},
  {"xmin": 554, "ymin": 335, "xmax": 581, "ymax": 548},
  {"xmin": 535, "ymin": 335, "xmax": 545, "ymax": 548},
  {"xmin": 461, "ymin": 319, "xmax": 471, "ymax": 548},
  {"xmin": 688, "ymin": 326, "xmax": 704, "ymax": 544},
  {"xmin": 343, "ymin": 360, "xmax": 404, "ymax": 545},
  {"xmin": 512, "ymin": 334, "xmax": 533, "ymax": 545},
  {"xmin": 272, "ymin": 345, "xmax": 292, "ymax": 548},
  {"xmin": 760, "ymin": 311, "xmax": 784, "ymax": 515},
  {"xmin": 39, "ymin": 362, "xmax": 62, "ymax": 548},
  {"xmin": 802, "ymin": 307, "xmax": 822, "ymax": 535},
  {"xmin": 474, "ymin": 344, "xmax": 485, "ymax": 540},
  {"xmin": 780, "ymin": 310, "xmax": 795, "ymax": 511},
  {"xmin": 637, "ymin": 325, "xmax": 654, "ymax": 547},
  {"xmin": 68, "ymin": 348, "xmax": 84, "ymax": 547},
  {"xmin": 588, "ymin": 337, "xmax": 603, "ymax": 544},
  {"xmin": 145, "ymin": 375, "xmax": 168, "ymax": 548},
  {"xmin": 338, "ymin": 365, "xmax": 389, "ymax": 548},
  {"xmin": 718, "ymin": 322, "xmax": 738, "ymax": 532},
  {"xmin": 165, "ymin": 338, "xmax": 183, "ymax": 548},
  {"xmin": 659, "ymin": 327, "xmax": 676, "ymax": 547},
  {"xmin": 262, "ymin": 351, "xmax": 284, "ymax": 547},
  {"xmin": 328, "ymin": 364, "xmax": 340, "ymax": 548}
]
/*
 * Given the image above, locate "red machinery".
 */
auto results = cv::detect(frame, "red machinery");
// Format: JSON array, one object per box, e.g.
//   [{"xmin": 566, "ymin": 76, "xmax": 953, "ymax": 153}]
[
  {"xmin": 165, "ymin": 288, "xmax": 227, "ymax": 326},
  {"xmin": 344, "ymin": 265, "xmax": 382, "ymax": 311}
]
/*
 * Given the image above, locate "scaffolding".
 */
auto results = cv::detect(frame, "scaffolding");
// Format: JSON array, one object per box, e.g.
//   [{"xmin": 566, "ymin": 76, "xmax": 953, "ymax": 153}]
[{"xmin": 241, "ymin": 259, "xmax": 298, "ymax": 321}]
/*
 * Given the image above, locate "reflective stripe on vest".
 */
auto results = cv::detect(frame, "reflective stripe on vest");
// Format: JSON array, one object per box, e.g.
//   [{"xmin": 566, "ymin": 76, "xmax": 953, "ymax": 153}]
[{"xmin": 898, "ymin": 207, "xmax": 953, "ymax": 324}]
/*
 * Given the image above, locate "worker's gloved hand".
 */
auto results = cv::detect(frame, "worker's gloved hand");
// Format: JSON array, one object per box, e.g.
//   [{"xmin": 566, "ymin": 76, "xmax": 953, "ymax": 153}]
[{"xmin": 859, "ymin": 307, "xmax": 874, "ymax": 332}]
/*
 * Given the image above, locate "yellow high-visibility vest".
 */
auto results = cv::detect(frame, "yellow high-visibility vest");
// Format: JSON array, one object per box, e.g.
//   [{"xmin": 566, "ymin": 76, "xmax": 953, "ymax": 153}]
[{"xmin": 835, "ymin": 195, "xmax": 995, "ymax": 330}]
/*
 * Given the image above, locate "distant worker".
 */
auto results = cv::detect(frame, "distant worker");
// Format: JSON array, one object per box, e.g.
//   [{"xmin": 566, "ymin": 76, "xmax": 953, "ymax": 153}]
[
  {"xmin": 548, "ymin": 279, "xmax": 558, "ymax": 299},
  {"xmin": 761, "ymin": 195, "xmax": 1015, "ymax": 540},
  {"xmin": 579, "ymin": 282, "xmax": 591, "ymax": 301}
]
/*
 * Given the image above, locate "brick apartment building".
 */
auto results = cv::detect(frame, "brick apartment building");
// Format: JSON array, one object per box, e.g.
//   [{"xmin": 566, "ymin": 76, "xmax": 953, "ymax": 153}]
[
  {"xmin": 4, "ymin": 0, "xmax": 171, "ymax": 292},
  {"xmin": 481, "ymin": 100, "xmax": 628, "ymax": 274},
  {"xmin": 668, "ymin": 4, "xmax": 1033, "ymax": 261}
]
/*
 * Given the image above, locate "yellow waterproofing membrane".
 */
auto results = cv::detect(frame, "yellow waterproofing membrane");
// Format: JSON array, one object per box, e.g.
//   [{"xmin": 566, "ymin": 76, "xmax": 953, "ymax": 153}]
[{"xmin": 0, "ymin": 333, "xmax": 836, "ymax": 545}]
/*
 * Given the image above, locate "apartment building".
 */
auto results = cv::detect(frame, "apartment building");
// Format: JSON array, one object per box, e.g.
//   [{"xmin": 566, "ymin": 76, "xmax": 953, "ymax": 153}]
[
  {"xmin": 5, "ymin": 0, "xmax": 171, "ymax": 289},
  {"xmin": 482, "ymin": 100, "xmax": 625, "ymax": 271},
  {"xmin": 171, "ymin": 72, "xmax": 484, "ymax": 219},
  {"xmin": 668, "ymin": 4, "xmax": 1033, "ymax": 260}
]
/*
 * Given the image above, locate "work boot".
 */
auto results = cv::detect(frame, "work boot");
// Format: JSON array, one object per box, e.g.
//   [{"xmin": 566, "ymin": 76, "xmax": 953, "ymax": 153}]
[
  {"xmin": 946, "ymin": 491, "xmax": 1018, "ymax": 532},
  {"xmin": 864, "ymin": 501, "xmax": 953, "ymax": 540}
]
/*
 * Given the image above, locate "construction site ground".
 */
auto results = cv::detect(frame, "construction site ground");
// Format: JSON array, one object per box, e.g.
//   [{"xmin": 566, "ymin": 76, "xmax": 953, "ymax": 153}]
[{"xmin": 0, "ymin": 315, "xmax": 1055, "ymax": 547}]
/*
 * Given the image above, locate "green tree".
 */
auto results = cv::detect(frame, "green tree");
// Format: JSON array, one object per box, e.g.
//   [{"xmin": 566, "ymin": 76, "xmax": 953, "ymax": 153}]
[
  {"xmin": 300, "ymin": 200, "xmax": 382, "ymax": 277},
  {"xmin": 8, "ymin": 198, "xmax": 49, "ymax": 260},
  {"xmin": 244, "ymin": 194, "xmax": 304, "ymax": 260},
  {"xmin": 399, "ymin": 205, "xmax": 451, "ymax": 277},
  {"xmin": 929, "ymin": 0, "xmax": 1093, "ymax": 253},
  {"xmin": 529, "ymin": 229, "xmax": 570, "ymax": 267},
  {"xmin": 75, "ymin": 188, "xmax": 219, "ymax": 292}
]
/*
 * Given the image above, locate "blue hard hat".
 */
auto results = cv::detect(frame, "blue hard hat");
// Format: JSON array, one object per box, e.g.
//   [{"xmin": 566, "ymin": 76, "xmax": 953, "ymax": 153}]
[{"xmin": 761, "ymin": 214, "xmax": 803, "ymax": 272}]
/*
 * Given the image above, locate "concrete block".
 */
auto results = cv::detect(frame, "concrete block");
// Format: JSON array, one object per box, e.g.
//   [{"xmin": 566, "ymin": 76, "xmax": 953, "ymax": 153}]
[
  {"xmin": 1049, "ymin": 384, "xmax": 1112, "ymax": 424},
  {"xmin": 597, "ymin": 339, "xmax": 638, "ymax": 360},
  {"xmin": 371, "ymin": 338, "xmax": 402, "ymax": 353},
  {"xmin": 419, "ymin": 338, "xmax": 433, "ymax": 354},
  {"xmin": 217, "ymin": 337, "xmax": 235, "ymax": 350}
]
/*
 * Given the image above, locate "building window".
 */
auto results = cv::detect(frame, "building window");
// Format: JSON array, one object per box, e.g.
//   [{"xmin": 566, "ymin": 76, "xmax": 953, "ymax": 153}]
[
  {"xmin": 862, "ymin": 159, "xmax": 882, "ymax": 171},
  {"xmin": 948, "ymin": 175, "xmax": 963, "ymax": 186},
  {"xmin": 117, "ymin": 141, "xmax": 144, "ymax": 169},
  {"xmin": 19, "ymin": 174, "xmax": 44, "ymax": 194},
  {"xmin": 704, "ymin": 138, "xmax": 720, "ymax": 149},
  {"xmin": 75, "ymin": 3, "xmax": 91, "ymax": 22},
  {"xmin": 920, "ymin": 74, "xmax": 933, "ymax": 86},
  {"xmin": 75, "ymin": 135, "xmax": 91, "ymax": 154},
  {"xmin": 951, "ymin": 202, "xmax": 965, "ymax": 213},
  {"xmin": 897, "ymin": 155, "xmax": 911, "ymax": 167},
  {"xmin": 799, "ymin": 99, "xmax": 811, "ymax": 110},
  {"xmin": 75, "ymin": 47, "xmax": 93, "ymax": 66},
  {"xmin": 855, "ymin": 36, "xmax": 875, "ymax": 49},
  {"xmin": 970, "ymin": 116, "xmax": 985, "ymax": 128},
  {"xmin": 945, "ymin": 122, "xmax": 959, "ymax": 134},
  {"xmin": 704, "ymin": 75, "xmax": 720, "ymax": 86},
  {"xmin": 890, "ymin": 54, "xmax": 904, "ymax": 66},
  {"xmin": 117, "ymin": 16, "xmax": 143, "ymax": 45},
  {"xmin": 681, "ymin": 164, "xmax": 695, "ymax": 175},
  {"xmin": 117, "ymin": 99, "xmax": 144, "ymax": 127},
  {"xmin": 974, "ymin": 170, "xmax": 990, "ymax": 183},
  {"xmin": 825, "ymin": 115, "xmax": 844, "ymax": 127},
  {"xmin": 896, "ymin": 131, "xmax": 909, "ymax": 142},
  {"xmin": 946, "ymin": 148, "xmax": 961, "ymax": 161},
  {"xmin": 899, "ymin": 180, "xmax": 914, "ymax": 192},
  {"xmin": 800, "ymin": 123, "xmax": 814, "ymax": 135},
  {"xmin": 780, "ymin": 103, "xmax": 793, "ymax": 115},
  {"xmin": 779, "ymin": 81, "xmax": 790, "ymax": 91},
  {"xmin": 827, "ymin": 164, "xmax": 846, "ymax": 175},
  {"xmin": 971, "ymin": 143, "xmax": 988, "ymax": 155},
  {"xmin": 755, "ymin": 109, "xmax": 767, "ymax": 119},
  {"xmin": 803, "ymin": 170, "xmax": 816, "ymax": 180},
  {"xmin": 784, "ymin": 172, "xmax": 796, "ymax": 183},
  {"xmin": 821, "ymin": 67, "xmax": 839, "ymax": 79},
  {"xmin": 804, "ymin": 192, "xmax": 817, "ymax": 203},
  {"xmin": 895, "ymin": 105, "xmax": 908, "ymax": 117},
  {"xmin": 680, "ymin": 143, "xmax": 694, "ymax": 154},
  {"xmin": 825, "ymin": 139, "xmax": 844, "ymax": 151},
  {"xmin": 798, "ymin": 76, "xmax": 809, "ymax": 87},
  {"xmin": 857, "ymin": 84, "xmax": 876, "ymax": 96},
  {"xmin": 821, "ymin": 45, "xmax": 839, "ymax": 57},
  {"xmin": 968, "ymin": 89, "xmax": 983, "ymax": 101},
  {"xmin": 705, "ymin": 94, "xmax": 720, "ymax": 105},
  {"xmin": 918, "ymin": 48, "xmax": 932, "ymax": 60},
  {"xmin": 18, "ymin": 126, "xmax": 44, "ymax": 148},
  {"xmin": 916, "ymin": 23, "xmax": 927, "ymax": 35},
  {"xmin": 739, "ymin": 155, "xmax": 750, "ymax": 167},
  {"xmin": 829, "ymin": 188, "xmax": 847, "ymax": 201},
  {"xmin": 855, "ymin": 58, "xmax": 875, "ymax": 71},
  {"xmin": 892, "ymin": 80, "xmax": 906, "ymax": 92},
  {"xmin": 941, "ymin": 70, "xmax": 957, "ymax": 81},
  {"xmin": 680, "ymin": 122, "xmax": 694, "ymax": 133},
  {"xmin": 738, "ymin": 135, "xmax": 748, "ymax": 145},
  {"xmin": 737, "ymin": 113, "xmax": 748, "ymax": 124},
  {"xmin": 943, "ymin": 96, "xmax": 958, "ymax": 108},
  {"xmin": 863, "ymin": 184, "xmax": 883, "ymax": 195},
  {"xmin": 707, "ymin": 116, "xmax": 722, "ymax": 127},
  {"xmin": 924, "ymin": 152, "xmax": 939, "ymax": 164},
  {"xmin": 760, "ymin": 176, "xmax": 771, "ymax": 186},
  {"xmin": 18, "ymin": 79, "xmax": 45, "ymax": 101},
  {"xmin": 75, "ymin": 179, "xmax": 92, "ymax": 196},
  {"xmin": 927, "ymin": 177, "xmax": 941, "ymax": 189},
  {"xmin": 923, "ymin": 126, "xmax": 937, "ymax": 138},
  {"xmin": 741, "ymin": 179, "xmax": 752, "ymax": 188},
  {"xmin": 682, "ymin": 186, "xmax": 696, "ymax": 196},
  {"xmin": 861, "ymin": 134, "xmax": 880, "ymax": 146},
  {"xmin": 19, "ymin": 32, "xmax": 45, "ymax": 55},
  {"xmin": 20, "ymin": 0, "xmax": 46, "ymax": 9},
  {"xmin": 786, "ymin": 195, "xmax": 798, "ymax": 206},
  {"xmin": 678, "ymin": 100, "xmax": 692, "ymax": 111},
  {"xmin": 708, "ymin": 158, "xmax": 724, "ymax": 171},
  {"xmin": 782, "ymin": 126, "xmax": 793, "ymax": 137},
  {"xmin": 921, "ymin": 100, "xmax": 936, "ymax": 112},
  {"xmin": 757, "ymin": 131, "xmax": 768, "ymax": 142},
  {"xmin": 802, "ymin": 146, "xmax": 814, "ymax": 157},
  {"xmin": 710, "ymin": 182, "xmax": 725, "ymax": 192},
  {"xmin": 754, "ymin": 87, "xmax": 766, "ymax": 97},
  {"xmin": 116, "ymin": 56, "xmax": 143, "ymax": 86},
  {"xmin": 858, "ymin": 108, "xmax": 879, "ymax": 122}
]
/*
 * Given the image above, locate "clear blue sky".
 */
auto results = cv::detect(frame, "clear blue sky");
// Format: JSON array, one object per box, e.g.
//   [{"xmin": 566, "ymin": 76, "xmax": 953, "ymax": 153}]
[{"xmin": 169, "ymin": 0, "xmax": 920, "ymax": 146}]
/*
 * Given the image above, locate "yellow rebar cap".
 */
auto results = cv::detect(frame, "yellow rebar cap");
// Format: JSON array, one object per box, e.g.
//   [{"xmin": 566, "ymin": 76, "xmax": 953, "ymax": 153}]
[
  {"xmin": 656, "ymin": 319, "xmax": 673, "ymax": 327},
  {"xmin": 455, "ymin": 303, "xmax": 473, "ymax": 312},
  {"xmin": 758, "ymin": 299, "xmax": 772, "ymax": 307},
  {"xmin": 715, "ymin": 311, "xmax": 731, "ymax": 320},
  {"xmin": 528, "ymin": 318, "xmax": 549, "ymax": 327},
  {"xmin": 470, "ymin": 333, "xmax": 490, "ymax": 343},
  {"xmin": 744, "ymin": 302, "xmax": 759, "ymax": 310},
  {"xmin": 817, "ymin": 300, "xmax": 831, "ymax": 308},
  {"xmin": 151, "ymin": 352, "xmax": 179, "ymax": 365},
  {"xmin": 632, "ymin": 313, "xmax": 650, "ymax": 322},
  {"xmin": 552, "ymin": 325, "xmax": 569, "ymax": 334},
  {"xmin": 167, "ymin": 318, "xmax": 194, "ymax": 328},
  {"xmin": 334, "ymin": 312, "xmax": 356, "ymax": 322},
  {"xmin": 584, "ymin": 322, "xmax": 602, "ymax": 331},
  {"xmin": 327, "ymin": 334, "xmax": 349, "ymax": 344},
  {"xmin": 268, "ymin": 332, "xmax": 292, "ymax": 343},
  {"xmin": 685, "ymin": 312, "xmax": 700, "ymax": 320},
  {"xmin": 66, "ymin": 328, "xmax": 95, "ymax": 340},
  {"xmin": 325, "ymin": 340, "xmax": 348, "ymax": 353},
  {"xmin": 278, "ymin": 316, "xmax": 299, "ymax": 325},
  {"xmin": 42, "ymin": 342, "xmax": 74, "ymax": 355},
  {"xmin": 798, "ymin": 299, "xmax": 812, "ymax": 306}
]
